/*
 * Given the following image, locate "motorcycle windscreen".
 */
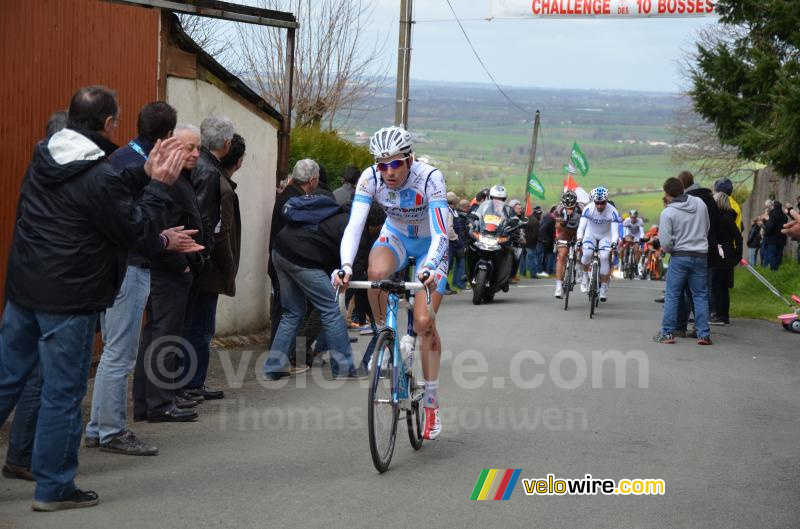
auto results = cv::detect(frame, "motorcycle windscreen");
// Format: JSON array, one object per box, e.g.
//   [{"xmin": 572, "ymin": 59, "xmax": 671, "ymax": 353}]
[{"xmin": 476, "ymin": 199, "xmax": 509, "ymax": 233}]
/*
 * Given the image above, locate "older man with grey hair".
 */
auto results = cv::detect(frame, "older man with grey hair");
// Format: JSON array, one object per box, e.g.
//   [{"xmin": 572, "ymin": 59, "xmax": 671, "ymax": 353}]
[
  {"xmin": 268, "ymin": 159, "xmax": 324, "ymax": 350},
  {"xmin": 179, "ymin": 116, "xmax": 235, "ymax": 402}
]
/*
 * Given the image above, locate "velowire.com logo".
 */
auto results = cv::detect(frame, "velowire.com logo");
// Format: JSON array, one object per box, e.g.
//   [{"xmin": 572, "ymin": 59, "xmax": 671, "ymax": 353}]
[{"xmin": 469, "ymin": 469, "xmax": 522, "ymax": 501}]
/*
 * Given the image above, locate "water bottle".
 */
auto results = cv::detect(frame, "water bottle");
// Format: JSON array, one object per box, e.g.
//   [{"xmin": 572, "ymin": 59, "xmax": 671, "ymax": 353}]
[{"xmin": 399, "ymin": 335, "xmax": 415, "ymax": 373}]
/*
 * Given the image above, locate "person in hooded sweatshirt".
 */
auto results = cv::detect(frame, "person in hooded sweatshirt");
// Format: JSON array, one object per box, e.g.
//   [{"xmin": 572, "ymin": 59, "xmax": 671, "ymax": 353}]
[
  {"xmin": 0, "ymin": 86, "xmax": 186, "ymax": 511},
  {"xmin": 654, "ymin": 177, "xmax": 712, "ymax": 345}
]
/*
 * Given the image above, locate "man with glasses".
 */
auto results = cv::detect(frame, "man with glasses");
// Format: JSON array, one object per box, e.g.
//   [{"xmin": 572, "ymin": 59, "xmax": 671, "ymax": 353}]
[
  {"xmin": 577, "ymin": 187, "xmax": 621, "ymax": 302},
  {"xmin": 334, "ymin": 126, "xmax": 450, "ymax": 441}
]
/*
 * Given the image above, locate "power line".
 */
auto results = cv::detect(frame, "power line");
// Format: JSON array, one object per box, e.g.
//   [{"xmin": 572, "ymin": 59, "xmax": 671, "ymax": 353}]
[{"xmin": 443, "ymin": 0, "xmax": 530, "ymax": 114}]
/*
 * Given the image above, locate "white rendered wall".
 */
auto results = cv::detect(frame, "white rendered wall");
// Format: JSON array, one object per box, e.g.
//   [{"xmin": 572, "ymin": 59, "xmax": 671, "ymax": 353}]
[{"xmin": 167, "ymin": 76, "xmax": 277, "ymax": 335}]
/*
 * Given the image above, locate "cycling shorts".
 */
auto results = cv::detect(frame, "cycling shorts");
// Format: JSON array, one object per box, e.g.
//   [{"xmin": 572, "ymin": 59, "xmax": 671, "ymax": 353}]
[
  {"xmin": 373, "ymin": 223, "xmax": 449, "ymax": 294},
  {"xmin": 556, "ymin": 227, "xmax": 578, "ymax": 247}
]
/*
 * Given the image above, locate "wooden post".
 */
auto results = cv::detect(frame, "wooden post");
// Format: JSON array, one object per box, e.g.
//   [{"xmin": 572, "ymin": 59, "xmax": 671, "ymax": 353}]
[
  {"xmin": 523, "ymin": 110, "xmax": 541, "ymax": 214},
  {"xmin": 277, "ymin": 26, "xmax": 296, "ymax": 184}
]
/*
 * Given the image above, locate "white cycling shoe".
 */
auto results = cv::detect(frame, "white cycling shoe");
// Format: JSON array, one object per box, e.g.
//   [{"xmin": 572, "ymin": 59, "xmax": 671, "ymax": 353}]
[{"xmin": 599, "ymin": 283, "xmax": 609, "ymax": 302}]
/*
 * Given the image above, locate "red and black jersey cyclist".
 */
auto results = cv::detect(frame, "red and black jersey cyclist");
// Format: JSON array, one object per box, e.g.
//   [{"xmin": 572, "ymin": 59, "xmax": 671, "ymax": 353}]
[{"xmin": 554, "ymin": 190, "xmax": 583, "ymax": 299}]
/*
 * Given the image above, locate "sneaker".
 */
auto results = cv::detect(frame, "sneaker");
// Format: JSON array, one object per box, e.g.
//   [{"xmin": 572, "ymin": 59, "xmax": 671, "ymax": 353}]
[
  {"xmin": 444, "ymin": 289, "xmax": 456, "ymax": 295},
  {"xmin": 580, "ymin": 274, "xmax": 589, "ymax": 293},
  {"xmin": 422, "ymin": 406, "xmax": 441, "ymax": 440},
  {"xmin": 359, "ymin": 327, "xmax": 375, "ymax": 336},
  {"xmin": 654, "ymin": 297, "xmax": 665, "ymax": 303},
  {"xmin": 554, "ymin": 283, "xmax": 563, "ymax": 299},
  {"xmin": 99, "ymin": 430, "xmax": 158, "ymax": 456},
  {"xmin": 290, "ymin": 364, "xmax": 310, "ymax": 376},
  {"xmin": 599, "ymin": 284, "xmax": 609, "ymax": 302},
  {"xmin": 32, "ymin": 489, "xmax": 99, "ymax": 512},
  {"xmin": 84, "ymin": 436, "xmax": 99, "ymax": 448},
  {"xmin": 536, "ymin": 272, "xmax": 549, "ymax": 278},
  {"xmin": 709, "ymin": 318, "xmax": 729, "ymax": 326},
  {"xmin": 333, "ymin": 367, "xmax": 369, "ymax": 380},
  {"xmin": 653, "ymin": 332, "xmax": 675, "ymax": 344},
  {"xmin": 697, "ymin": 336, "xmax": 713, "ymax": 345}
]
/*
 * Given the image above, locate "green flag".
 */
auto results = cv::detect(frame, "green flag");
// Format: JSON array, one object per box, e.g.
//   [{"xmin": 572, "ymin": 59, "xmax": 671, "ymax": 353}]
[
  {"xmin": 570, "ymin": 142, "xmax": 589, "ymax": 176},
  {"xmin": 527, "ymin": 172, "xmax": 546, "ymax": 200}
]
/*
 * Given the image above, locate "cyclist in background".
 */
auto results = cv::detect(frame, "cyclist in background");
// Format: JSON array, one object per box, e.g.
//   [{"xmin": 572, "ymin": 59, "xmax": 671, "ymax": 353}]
[
  {"xmin": 334, "ymin": 126, "xmax": 449, "ymax": 441},
  {"xmin": 622, "ymin": 209, "xmax": 645, "ymax": 276},
  {"xmin": 553, "ymin": 190, "xmax": 582, "ymax": 299},
  {"xmin": 577, "ymin": 187, "xmax": 621, "ymax": 302}
]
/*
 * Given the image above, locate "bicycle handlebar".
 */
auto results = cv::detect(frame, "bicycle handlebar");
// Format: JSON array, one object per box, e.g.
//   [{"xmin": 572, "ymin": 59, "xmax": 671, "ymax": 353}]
[{"xmin": 334, "ymin": 271, "xmax": 436, "ymax": 322}]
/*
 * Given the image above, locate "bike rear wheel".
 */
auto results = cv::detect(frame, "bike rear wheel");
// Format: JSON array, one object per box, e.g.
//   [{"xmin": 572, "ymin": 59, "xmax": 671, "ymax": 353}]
[
  {"xmin": 368, "ymin": 329, "xmax": 399, "ymax": 473},
  {"xmin": 589, "ymin": 262, "xmax": 599, "ymax": 319}
]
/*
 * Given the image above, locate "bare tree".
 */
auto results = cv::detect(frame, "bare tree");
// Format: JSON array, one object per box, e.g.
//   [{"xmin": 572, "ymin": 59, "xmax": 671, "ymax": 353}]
[
  {"xmin": 236, "ymin": 0, "xmax": 388, "ymax": 129},
  {"xmin": 177, "ymin": 14, "xmax": 229, "ymax": 59}
]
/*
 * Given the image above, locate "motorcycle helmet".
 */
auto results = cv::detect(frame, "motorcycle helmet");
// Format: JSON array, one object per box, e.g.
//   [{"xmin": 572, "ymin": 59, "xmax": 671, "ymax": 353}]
[
  {"xmin": 489, "ymin": 185, "xmax": 508, "ymax": 201},
  {"xmin": 369, "ymin": 126, "xmax": 413, "ymax": 159},
  {"xmin": 561, "ymin": 190, "xmax": 578, "ymax": 208},
  {"xmin": 590, "ymin": 187, "xmax": 608, "ymax": 203}
]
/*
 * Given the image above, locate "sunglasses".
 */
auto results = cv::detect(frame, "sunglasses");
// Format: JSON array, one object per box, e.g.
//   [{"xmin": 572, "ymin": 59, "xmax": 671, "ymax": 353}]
[
  {"xmin": 376, "ymin": 157, "xmax": 408, "ymax": 171},
  {"xmin": 594, "ymin": 201, "xmax": 607, "ymax": 206}
]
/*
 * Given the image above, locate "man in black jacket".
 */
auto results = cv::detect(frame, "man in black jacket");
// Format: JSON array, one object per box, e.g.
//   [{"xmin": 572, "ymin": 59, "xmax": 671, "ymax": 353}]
[
  {"xmin": 181, "ymin": 116, "xmax": 234, "ymax": 401},
  {"xmin": 0, "ymin": 86, "xmax": 185, "ymax": 511},
  {"xmin": 84, "ymin": 101, "xmax": 200, "ymax": 456},
  {"xmin": 763, "ymin": 200, "xmax": 788, "ymax": 271},
  {"xmin": 537, "ymin": 207, "xmax": 557, "ymax": 277},
  {"xmin": 134, "ymin": 124, "xmax": 206, "ymax": 424},
  {"xmin": 523, "ymin": 205, "xmax": 542, "ymax": 277},
  {"xmin": 675, "ymin": 170, "xmax": 721, "ymax": 333},
  {"xmin": 263, "ymin": 171, "xmax": 366, "ymax": 380}
]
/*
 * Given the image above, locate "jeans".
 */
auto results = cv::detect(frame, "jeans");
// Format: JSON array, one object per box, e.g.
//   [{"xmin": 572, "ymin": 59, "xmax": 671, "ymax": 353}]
[
  {"xmin": 86, "ymin": 265, "xmax": 150, "ymax": 443},
  {"xmin": 526, "ymin": 245, "xmax": 542, "ymax": 276},
  {"xmin": 518, "ymin": 248, "xmax": 528, "ymax": 277},
  {"xmin": 452, "ymin": 254, "xmax": 466, "ymax": 289},
  {"xmin": 538, "ymin": 242, "xmax": 556, "ymax": 274},
  {"xmin": 264, "ymin": 250, "xmax": 356, "ymax": 377},
  {"xmin": 6, "ymin": 363, "xmax": 43, "ymax": 469},
  {"xmin": 748, "ymin": 247, "xmax": 758, "ymax": 266},
  {"xmin": 0, "ymin": 301, "xmax": 96, "ymax": 502},
  {"xmin": 182, "ymin": 289, "xmax": 219, "ymax": 389},
  {"xmin": 764, "ymin": 244, "xmax": 784, "ymax": 271},
  {"xmin": 662, "ymin": 256, "xmax": 710, "ymax": 338}
]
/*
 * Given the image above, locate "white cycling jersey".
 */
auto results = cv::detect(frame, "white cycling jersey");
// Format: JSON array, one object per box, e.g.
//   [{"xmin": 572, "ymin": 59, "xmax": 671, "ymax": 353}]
[
  {"xmin": 577, "ymin": 202, "xmax": 621, "ymax": 245},
  {"xmin": 622, "ymin": 217, "xmax": 645, "ymax": 242},
  {"xmin": 340, "ymin": 160, "xmax": 449, "ymax": 270}
]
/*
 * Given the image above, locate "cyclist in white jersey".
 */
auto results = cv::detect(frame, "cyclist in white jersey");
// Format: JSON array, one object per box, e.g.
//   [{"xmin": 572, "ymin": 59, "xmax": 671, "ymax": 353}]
[
  {"xmin": 622, "ymin": 209, "xmax": 645, "ymax": 268},
  {"xmin": 334, "ymin": 126, "xmax": 449, "ymax": 440},
  {"xmin": 577, "ymin": 187, "xmax": 620, "ymax": 301}
]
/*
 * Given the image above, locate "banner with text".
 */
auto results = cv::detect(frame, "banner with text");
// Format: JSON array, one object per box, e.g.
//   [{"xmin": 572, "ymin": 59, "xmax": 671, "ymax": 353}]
[{"xmin": 490, "ymin": 0, "xmax": 716, "ymax": 18}]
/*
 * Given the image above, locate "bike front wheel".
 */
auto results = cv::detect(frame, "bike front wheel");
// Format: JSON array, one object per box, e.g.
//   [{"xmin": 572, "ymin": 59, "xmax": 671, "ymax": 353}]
[{"xmin": 368, "ymin": 329, "xmax": 399, "ymax": 473}]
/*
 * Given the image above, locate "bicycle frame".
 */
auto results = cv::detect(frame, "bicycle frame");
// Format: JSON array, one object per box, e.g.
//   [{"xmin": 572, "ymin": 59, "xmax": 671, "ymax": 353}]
[{"xmin": 380, "ymin": 291, "xmax": 417, "ymax": 407}]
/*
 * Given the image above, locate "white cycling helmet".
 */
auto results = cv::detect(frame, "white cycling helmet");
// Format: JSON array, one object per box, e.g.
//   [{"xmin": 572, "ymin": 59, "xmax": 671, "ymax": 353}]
[
  {"xmin": 369, "ymin": 126, "xmax": 413, "ymax": 159},
  {"xmin": 489, "ymin": 185, "xmax": 508, "ymax": 201},
  {"xmin": 590, "ymin": 187, "xmax": 609, "ymax": 202},
  {"xmin": 630, "ymin": 209, "xmax": 638, "ymax": 217}
]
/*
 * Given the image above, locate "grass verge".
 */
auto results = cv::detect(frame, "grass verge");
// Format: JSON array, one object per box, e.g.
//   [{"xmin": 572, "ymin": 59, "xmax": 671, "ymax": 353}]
[{"xmin": 730, "ymin": 261, "xmax": 800, "ymax": 321}]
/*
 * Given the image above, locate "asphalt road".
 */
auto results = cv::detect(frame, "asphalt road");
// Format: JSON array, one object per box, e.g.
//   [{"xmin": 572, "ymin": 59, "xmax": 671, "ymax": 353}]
[{"xmin": 1, "ymin": 277, "xmax": 798, "ymax": 528}]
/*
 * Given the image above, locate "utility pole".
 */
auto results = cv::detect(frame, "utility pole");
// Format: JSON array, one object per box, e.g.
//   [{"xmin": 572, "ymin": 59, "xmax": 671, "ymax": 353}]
[
  {"xmin": 395, "ymin": 0, "xmax": 413, "ymax": 127},
  {"xmin": 523, "ymin": 110, "xmax": 541, "ymax": 215}
]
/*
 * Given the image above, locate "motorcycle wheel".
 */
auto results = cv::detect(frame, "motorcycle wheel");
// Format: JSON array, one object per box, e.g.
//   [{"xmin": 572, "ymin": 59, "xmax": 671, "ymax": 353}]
[{"xmin": 472, "ymin": 269, "xmax": 488, "ymax": 305}]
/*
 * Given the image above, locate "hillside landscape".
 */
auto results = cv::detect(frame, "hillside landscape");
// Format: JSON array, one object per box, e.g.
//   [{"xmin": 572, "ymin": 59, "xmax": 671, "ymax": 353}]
[{"xmin": 337, "ymin": 80, "xmax": 698, "ymax": 223}]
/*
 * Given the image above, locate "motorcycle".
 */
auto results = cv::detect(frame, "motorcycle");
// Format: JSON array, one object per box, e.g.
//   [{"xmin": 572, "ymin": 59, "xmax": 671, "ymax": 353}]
[{"xmin": 467, "ymin": 200, "xmax": 524, "ymax": 305}]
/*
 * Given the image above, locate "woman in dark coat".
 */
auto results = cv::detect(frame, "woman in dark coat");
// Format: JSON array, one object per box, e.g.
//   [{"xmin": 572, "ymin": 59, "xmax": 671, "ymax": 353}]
[{"xmin": 710, "ymin": 192, "xmax": 743, "ymax": 326}]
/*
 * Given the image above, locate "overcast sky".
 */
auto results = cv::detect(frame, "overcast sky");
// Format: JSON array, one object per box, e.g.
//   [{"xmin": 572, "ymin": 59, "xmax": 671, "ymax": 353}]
[
  {"xmin": 231, "ymin": 0, "xmax": 718, "ymax": 93},
  {"xmin": 362, "ymin": 0, "xmax": 717, "ymax": 93}
]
